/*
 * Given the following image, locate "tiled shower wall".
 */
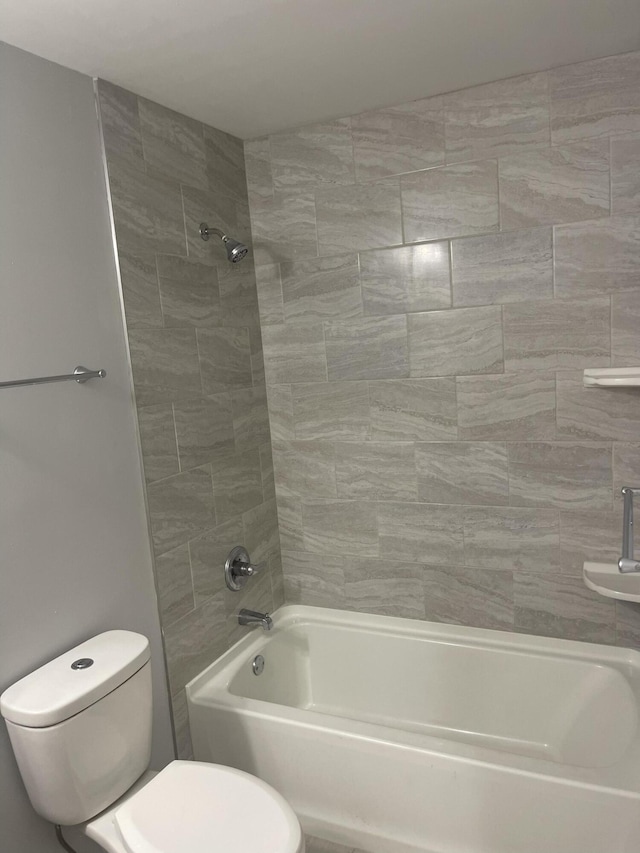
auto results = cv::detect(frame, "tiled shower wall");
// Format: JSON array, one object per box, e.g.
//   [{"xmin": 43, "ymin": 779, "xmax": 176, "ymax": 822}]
[
  {"xmin": 246, "ymin": 50, "xmax": 640, "ymax": 649},
  {"xmin": 96, "ymin": 81, "xmax": 282, "ymax": 757}
]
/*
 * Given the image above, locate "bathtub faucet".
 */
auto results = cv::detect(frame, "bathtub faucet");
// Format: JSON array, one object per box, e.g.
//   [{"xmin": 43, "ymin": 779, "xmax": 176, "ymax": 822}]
[{"xmin": 238, "ymin": 609, "xmax": 273, "ymax": 631}]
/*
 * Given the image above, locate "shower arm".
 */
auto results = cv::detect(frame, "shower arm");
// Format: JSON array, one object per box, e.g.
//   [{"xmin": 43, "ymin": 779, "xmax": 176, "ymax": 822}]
[{"xmin": 199, "ymin": 223, "xmax": 227, "ymax": 241}]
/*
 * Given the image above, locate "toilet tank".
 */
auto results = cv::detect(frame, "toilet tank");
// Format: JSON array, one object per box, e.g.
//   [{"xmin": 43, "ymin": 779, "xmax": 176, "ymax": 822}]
[{"xmin": 0, "ymin": 630, "xmax": 153, "ymax": 826}]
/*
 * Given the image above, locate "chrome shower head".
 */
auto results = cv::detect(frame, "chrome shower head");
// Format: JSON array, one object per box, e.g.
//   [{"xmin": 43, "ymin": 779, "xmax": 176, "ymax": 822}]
[{"xmin": 199, "ymin": 222, "xmax": 249, "ymax": 263}]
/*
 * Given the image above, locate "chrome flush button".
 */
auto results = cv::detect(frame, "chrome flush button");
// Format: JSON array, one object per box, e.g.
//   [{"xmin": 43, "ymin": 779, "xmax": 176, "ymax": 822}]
[{"xmin": 71, "ymin": 658, "xmax": 94, "ymax": 670}]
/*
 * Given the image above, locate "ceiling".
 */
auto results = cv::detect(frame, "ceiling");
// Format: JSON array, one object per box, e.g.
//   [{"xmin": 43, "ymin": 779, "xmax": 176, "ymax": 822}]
[{"xmin": 2, "ymin": 0, "xmax": 640, "ymax": 139}]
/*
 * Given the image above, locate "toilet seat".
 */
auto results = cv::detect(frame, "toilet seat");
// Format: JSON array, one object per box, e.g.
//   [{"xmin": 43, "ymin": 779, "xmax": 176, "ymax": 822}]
[{"xmin": 111, "ymin": 760, "xmax": 303, "ymax": 853}]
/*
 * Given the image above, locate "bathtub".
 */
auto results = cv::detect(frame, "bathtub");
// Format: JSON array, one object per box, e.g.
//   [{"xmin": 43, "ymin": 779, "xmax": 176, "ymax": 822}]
[{"xmin": 187, "ymin": 605, "xmax": 640, "ymax": 853}]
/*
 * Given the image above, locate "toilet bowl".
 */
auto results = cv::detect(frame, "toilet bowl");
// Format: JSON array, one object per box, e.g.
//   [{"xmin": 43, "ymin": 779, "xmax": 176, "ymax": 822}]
[{"xmin": 0, "ymin": 630, "xmax": 304, "ymax": 853}]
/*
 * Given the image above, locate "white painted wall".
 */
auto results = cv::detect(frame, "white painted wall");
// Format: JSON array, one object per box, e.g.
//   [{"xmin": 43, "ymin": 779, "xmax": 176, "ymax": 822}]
[{"xmin": 0, "ymin": 43, "xmax": 174, "ymax": 853}]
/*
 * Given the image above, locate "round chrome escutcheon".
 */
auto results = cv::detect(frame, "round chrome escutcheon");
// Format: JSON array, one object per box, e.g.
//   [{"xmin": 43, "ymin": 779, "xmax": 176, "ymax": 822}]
[{"xmin": 252, "ymin": 654, "xmax": 265, "ymax": 676}]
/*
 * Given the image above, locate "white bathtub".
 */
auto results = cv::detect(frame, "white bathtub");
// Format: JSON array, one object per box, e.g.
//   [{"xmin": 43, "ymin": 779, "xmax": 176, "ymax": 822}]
[{"xmin": 187, "ymin": 605, "xmax": 640, "ymax": 853}]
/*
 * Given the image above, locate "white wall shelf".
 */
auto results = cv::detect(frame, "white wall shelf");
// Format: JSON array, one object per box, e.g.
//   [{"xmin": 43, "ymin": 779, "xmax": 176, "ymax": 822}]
[
  {"xmin": 583, "ymin": 562, "xmax": 640, "ymax": 603},
  {"xmin": 583, "ymin": 368, "xmax": 640, "ymax": 387}
]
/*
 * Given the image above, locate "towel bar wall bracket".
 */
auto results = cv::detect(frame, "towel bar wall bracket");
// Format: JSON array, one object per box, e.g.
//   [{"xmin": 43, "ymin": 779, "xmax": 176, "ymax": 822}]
[{"xmin": 0, "ymin": 365, "xmax": 106, "ymax": 390}]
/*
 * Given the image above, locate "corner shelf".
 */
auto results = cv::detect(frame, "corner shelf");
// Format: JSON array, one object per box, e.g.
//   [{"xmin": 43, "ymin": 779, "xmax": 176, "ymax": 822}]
[
  {"xmin": 583, "ymin": 368, "xmax": 640, "ymax": 387},
  {"xmin": 583, "ymin": 562, "xmax": 640, "ymax": 603}
]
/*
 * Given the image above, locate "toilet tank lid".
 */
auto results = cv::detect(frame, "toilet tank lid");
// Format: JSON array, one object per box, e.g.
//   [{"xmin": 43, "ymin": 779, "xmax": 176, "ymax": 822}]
[{"xmin": 0, "ymin": 631, "xmax": 150, "ymax": 728}]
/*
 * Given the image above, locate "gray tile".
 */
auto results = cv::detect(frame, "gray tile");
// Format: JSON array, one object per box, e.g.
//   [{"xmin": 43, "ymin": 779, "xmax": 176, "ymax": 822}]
[
  {"xmin": 514, "ymin": 573, "xmax": 615, "ymax": 643},
  {"xmin": 408, "ymin": 306, "xmax": 503, "ymax": 377},
  {"xmin": 137, "ymin": 403, "xmax": 179, "ymax": 483},
  {"xmin": 267, "ymin": 384, "xmax": 295, "ymax": 440},
  {"xmin": 507, "ymin": 442, "xmax": 612, "ymax": 510},
  {"xmin": 451, "ymin": 227, "xmax": 553, "ymax": 307},
  {"xmin": 255, "ymin": 263, "xmax": 285, "ymax": 325},
  {"xmin": 182, "ymin": 184, "xmax": 240, "ymax": 267},
  {"xmin": 369, "ymin": 378, "xmax": 457, "ymax": 441},
  {"xmin": 97, "ymin": 80, "xmax": 144, "ymax": 168},
  {"xmin": 292, "ymin": 381, "xmax": 371, "ymax": 440},
  {"xmin": 549, "ymin": 51, "xmax": 640, "ymax": 144},
  {"xmin": 224, "ymin": 568, "xmax": 274, "ymax": 645},
  {"xmin": 503, "ymin": 296, "xmax": 610, "ymax": 370},
  {"xmin": 335, "ymin": 442, "xmax": 417, "ymax": 500},
  {"xmin": 280, "ymin": 254, "xmax": 362, "ymax": 322},
  {"xmin": 360, "ymin": 242, "xmax": 451, "ymax": 316},
  {"xmin": 262, "ymin": 323, "xmax": 327, "ymax": 385},
  {"xmin": 345, "ymin": 559, "xmax": 426, "ymax": 620},
  {"xmin": 260, "ymin": 442, "xmax": 275, "ymax": 498},
  {"xmin": 277, "ymin": 496, "xmax": 305, "ymax": 552},
  {"xmin": 464, "ymin": 507, "xmax": 560, "ymax": 572},
  {"xmin": 281, "ymin": 552, "xmax": 346, "ymax": 608},
  {"xmin": 377, "ymin": 502, "xmax": 464, "ymax": 565},
  {"xmin": 270, "ymin": 553, "xmax": 285, "ymax": 611},
  {"xmin": 325, "ymin": 315, "xmax": 408, "ymax": 381},
  {"xmin": 171, "ymin": 689, "xmax": 194, "ymax": 760},
  {"xmin": 612, "ymin": 290, "xmax": 640, "ymax": 366},
  {"xmin": 242, "ymin": 497, "xmax": 281, "ymax": 567},
  {"xmin": 189, "ymin": 516, "xmax": 243, "ymax": 605},
  {"xmin": 616, "ymin": 601, "xmax": 640, "ymax": 651},
  {"xmin": 128, "ymin": 328, "xmax": 201, "ymax": 406},
  {"xmin": 244, "ymin": 136, "xmax": 273, "ymax": 201},
  {"xmin": 232, "ymin": 385, "xmax": 270, "ymax": 451},
  {"xmin": 304, "ymin": 836, "xmax": 355, "ymax": 853},
  {"xmin": 499, "ymin": 140, "xmax": 610, "ymax": 229},
  {"xmin": 154, "ymin": 544, "xmax": 195, "ymax": 627},
  {"xmin": 270, "ymin": 118, "xmax": 355, "ymax": 191},
  {"xmin": 445, "ymin": 72, "xmax": 549, "ymax": 163},
  {"xmin": 215, "ymin": 261, "xmax": 261, "ymax": 329},
  {"xmin": 457, "ymin": 372, "xmax": 556, "ymax": 440},
  {"xmin": 554, "ymin": 214, "xmax": 640, "ymax": 297},
  {"xmin": 119, "ymin": 252, "xmax": 163, "ymax": 328},
  {"xmin": 424, "ymin": 567, "xmax": 514, "ymax": 631},
  {"xmin": 138, "ymin": 97, "xmax": 206, "ymax": 187},
  {"xmin": 173, "ymin": 395, "xmax": 235, "ymax": 470},
  {"xmin": 351, "ymin": 95, "xmax": 444, "ymax": 180},
  {"xmin": 402, "ymin": 160, "xmax": 499, "ymax": 243},
  {"xmin": 204, "ymin": 124, "xmax": 247, "ymax": 200},
  {"xmin": 556, "ymin": 369, "xmax": 640, "ymax": 441},
  {"xmin": 211, "ymin": 450, "xmax": 263, "ymax": 522},
  {"xmin": 559, "ymin": 510, "xmax": 620, "ymax": 576},
  {"xmin": 302, "ymin": 500, "xmax": 378, "ymax": 556},
  {"xmin": 107, "ymin": 156, "xmax": 186, "ymax": 256},
  {"xmin": 249, "ymin": 191, "xmax": 318, "ymax": 264},
  {"xmin": 611, "ymin": 132, "xmax": 640, "ymax": 215},
  {"xmin": 315, "ymin": 180, "xmax": 403, "ymax": 255},
  {"xmin": 416, "ymin": 442, "xmax": 509, "ymax": 505},
  {"xmin": 164, "ymin": 592, "xmax": 227, "ymax": 692},
  {"xmin": 613, "ymin": 443, "xmax": 640, "ymax": 505},
  {"xmin": 147, "ymin": 466, "xmax": 215, "ymax": 556},
  {"xmin": 197, "ymin": 327, "xmax": 253, "ymax": 394},
  {"xmin": 273, "ymin": 440, "xmax": 337, "ymax": 498},
  {"xmin": 156, "ymin": 256, "xmax": 220, "ymax": 328}
]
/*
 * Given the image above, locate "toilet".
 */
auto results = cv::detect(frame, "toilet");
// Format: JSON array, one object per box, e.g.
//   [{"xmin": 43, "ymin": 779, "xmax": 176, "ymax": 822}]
[{"xmin": 0, "ymin": 630, "xmax": 304, "ymax": 853}]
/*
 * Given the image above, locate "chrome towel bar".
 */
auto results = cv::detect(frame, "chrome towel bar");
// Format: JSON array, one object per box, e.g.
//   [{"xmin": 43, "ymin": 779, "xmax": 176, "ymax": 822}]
[{"xmin": 0, "ymin": 365, "xmax": 106, "ymax": 390}]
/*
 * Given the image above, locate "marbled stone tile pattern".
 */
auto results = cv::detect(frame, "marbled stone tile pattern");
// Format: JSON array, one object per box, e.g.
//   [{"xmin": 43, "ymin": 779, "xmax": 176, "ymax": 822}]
[
  {"xmin": 247, "ymin": 51, "xmax": 640, "ymax": 651},
  {"xmin": 97, "ymin": 82, "xmax": 283, "ymax": 757}
]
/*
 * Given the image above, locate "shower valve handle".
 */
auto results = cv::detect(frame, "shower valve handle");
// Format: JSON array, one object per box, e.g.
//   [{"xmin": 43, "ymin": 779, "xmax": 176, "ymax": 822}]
[{"xmin": 225, "ymin": 545, "xmax": 266, "ymax": 591}]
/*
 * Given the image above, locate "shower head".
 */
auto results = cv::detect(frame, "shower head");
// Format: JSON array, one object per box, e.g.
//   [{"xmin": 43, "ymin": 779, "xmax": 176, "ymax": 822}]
[{"xmin": 199, "ymin": 222, "xmax": 249, "ymax": 263}]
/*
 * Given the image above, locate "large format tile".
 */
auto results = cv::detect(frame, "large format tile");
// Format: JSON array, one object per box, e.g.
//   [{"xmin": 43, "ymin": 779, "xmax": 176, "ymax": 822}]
[
  {"xmin": 549, "ymin": 51, "xmax": 640, "ymax": 144},
  {"xmin": 401, "ymin": 160, "xmax": 499, "ymax": 243},
  {"xmin": 451, "ymin": 228, "xmax": 553, "ymax": 307},
  {"xmin": 249, "ymin": 191, "xmax": 318, "ymax": 264},
  {"xmin": 181, "ymin": 184, "xmax": 239, "ymax": 266},
  {"xmin": 351, "ymin": 95, "xmax": 444, "ymax": 180},
  {"xmin": 345, "ymin": 559, "xmax": 426, "ymax": 620},
  {"xmin": 138, "ymin": 97, "xmax": 206, "ymax": 187},
  {"xmin": 369, "ymin": 378, "xmax": 457, "ymax": 441},
  {"xmin": 377, "ymin": 502, "xmax": 464, "ymax": 565},
  {"xmin": 242, "ymin": 498, "xmax": 281, "ymax": 568},
  {"xmin": 554, "ymin": 214, "xmax": 640, "ymax": 297},
  {"xmin": 559, "ymin": 510, "xmax": 620, "ymax": 576},
  {"xmin": 612, "ymin": 290, "xmax": 640, "ymax": 366},
  {"xmin": 269, "ymin": 119, "xmax": 355, "ymax": 191},
  {"xmin": 464, "ymin": 507, "xmax": 560, "ymax": 572},
  {"xmin": 266, "ymin": 384, "xmax": 295, "ymax": 440},
  {"xmin": 503, "ymin": 296, "xmax": 610, "ymax": 370},
  {"xmin": 556, "ymin": 369, "xmax": 640, "ymax": 441},
  {"xmin": 262, "ymin": 323, "xmax": 327, "ymax": 385},
  {"xmin": 315, "ymin": 180, "xmax": 403, "ymax": 254},
  {"xmin": 292, "ymin": 381, "xmax": 371, "ymax": 440},
  {"xmin": 613, "ymin": 444, "xmax": 640, "ymax": 506},
  {"xmin": 210, "ymin": 450, "xmax": 263, "ymax": 522},
  {"xmin": 408, "ymin": 306, "xmax": 503, "ymax": 377},
  {"xmin": 97, "ymin": 80, "xmax": 144, "ymax": 168},
  {"xmin": 280, "ymin": 254, "xmax": 362, "ymax": 322},
  {"xmin": 325, "ymin": 316, "xmax": 408, "ymax": 381},
  {"xmin": 204, "ymin": 125, "xmax": 247, "ymax": 201},
  {"xmin": 128, "ymin": 328, "xmax": 201, "ymax": 406},
  {"xmin": 147, "ymin": 466, "xmax": 215, "ymax": 556},
  {"xmin": 272, "ymin": 440, "xmax": 337, "ymax": 498},
  {"xmin": 137, "ymin": 403, "xmax": 180, "ymax": 483},
  {"xmin": 499, "ymin": 140, "xmax": 610, "ymax": 229},
  {"xmin": 457, "ymin": 372, "xmax": 556, "ymax": 440},
  {"xmin": 197, "ymin": 327, "xmax": 253, "ymax": 394},
  {"xmin": 424, "ymin": 566, "xmax": 514, "ymax": 631},
  {"xmin": 189, "ymin": 516, "xmax": 243, "ymax": 605},
  {"xmin": 231, "ymin": 385, "xmax": 271, "ymax": 451},
  {"xmin": 416, "ymin": 442, "xmax": 509, "ymax": 505},
  {"xmin": 164, "ymin": 593, "xmax": 227, "ymax": 692},
  {"xmin": 507, "ymin": 442, "xmax": 612, "ymax": 510},
  {"xmin": 334, "ymin": 442, "xmax": 417, "ymax": 500},
  {"xmin": 118, "ymin": 252, "xmax": 163, "ymax": 328},
  {"xmin": 360, "ymin": 242, "xmax": 451, "ymax": 315},
  {"xmin": 611, "ymin": 133, "xmax": 640, "ymax": 215},
  {"xmin": 276, "ymin": 496, "xmax": 305, "ymax": 552},
  {"xmin": 302, "ymin": 500, "xmax": 378, "ymax": 556},
  {"xmin": 514, "ymin": 573, "xmax": 615, "ymax": 643},
  {"xmin": 154, "ymin": 544, "xmax": 195, "ymax": 627},
  {"xmin": 244, "ymin": 137, "xmax": 273, "ymax": 201},
  {"xmin": 445, "ymin": 72, "xmax": 549, "ymax": 163},
  {"xmin": 171, "ymin": 690, "xmax": 194, "ymax": 760},
  {"xmin": 173, "ymin": 395, "xmax": 235, "ymax": 470},
  {"xmin": 254, "ymin": 263, "xmax": 285, "ymax": 325},
  {"xmin": 281, "ymin": 552, "xmax": 346, "ymax": 608},
  {"xmin": 616, "ymin": 602, "xmax": 640, "ymax": 651},
  {"xmin": 156, "ymin": 256, "xmax": 220, "ymax": 327}
]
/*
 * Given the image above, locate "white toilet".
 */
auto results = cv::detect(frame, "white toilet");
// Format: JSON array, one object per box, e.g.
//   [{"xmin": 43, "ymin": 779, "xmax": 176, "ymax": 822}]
[{"xmin": 0, "ymin": 630, "xmax": 304, "ymax": 853}]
